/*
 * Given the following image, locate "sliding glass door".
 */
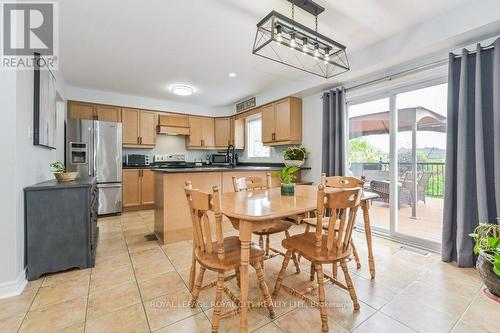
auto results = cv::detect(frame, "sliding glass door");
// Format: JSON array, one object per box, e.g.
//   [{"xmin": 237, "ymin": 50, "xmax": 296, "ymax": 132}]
[
  {"xmin": 395, "ymin": 84, "xmax": 447, "ymax": 244},
  {"xmin": 347, "ymin": 80, "xmax": 447, "ymax": 250},
  {"xmin": 347, "ymin": 98, "xmax": 391, "ymax": 233}
]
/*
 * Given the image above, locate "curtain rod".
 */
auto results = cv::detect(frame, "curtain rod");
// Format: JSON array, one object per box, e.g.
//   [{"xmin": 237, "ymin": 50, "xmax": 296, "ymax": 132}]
[{"xmin": 324, "ymin": 42, "xmax": 496, "ymax": 94}]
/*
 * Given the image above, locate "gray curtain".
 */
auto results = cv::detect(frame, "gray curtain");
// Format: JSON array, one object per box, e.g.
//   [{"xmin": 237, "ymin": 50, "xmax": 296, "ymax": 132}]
[
  {"xmin": 322, "ymin": 88, "xmax": 346, "ymax": 176},
  {"xmin": 442, "ymin": 39, "xmax": 500, "ymax": 266}
]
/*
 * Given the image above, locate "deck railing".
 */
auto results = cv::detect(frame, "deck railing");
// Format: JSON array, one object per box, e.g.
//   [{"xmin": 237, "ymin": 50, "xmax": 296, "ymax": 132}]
[{"xmin": 350, "ymin": 162, "xmax": 445, "ymax": 198}]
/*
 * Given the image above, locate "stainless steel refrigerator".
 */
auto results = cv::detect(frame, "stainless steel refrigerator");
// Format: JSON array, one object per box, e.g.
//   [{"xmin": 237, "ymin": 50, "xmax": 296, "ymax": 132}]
[{"xmin": 66, "ymin": 119, "xmax": 122, "ymax": 215}]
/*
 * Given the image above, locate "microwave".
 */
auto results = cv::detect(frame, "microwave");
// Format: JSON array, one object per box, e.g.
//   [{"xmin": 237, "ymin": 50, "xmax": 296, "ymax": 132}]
[
  {"xmin": 210, "ymin": 153, "xmax": 228, "ymax": 165},
  {"xmin": 125, "ymin": 154, "xmax": 150, "ymax": 167}
]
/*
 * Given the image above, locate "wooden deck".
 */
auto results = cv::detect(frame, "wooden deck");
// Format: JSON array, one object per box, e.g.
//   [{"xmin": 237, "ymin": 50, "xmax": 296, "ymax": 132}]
[{"xmin": 364, "ymin": 197, "xmax": 444, "ymax": 243}]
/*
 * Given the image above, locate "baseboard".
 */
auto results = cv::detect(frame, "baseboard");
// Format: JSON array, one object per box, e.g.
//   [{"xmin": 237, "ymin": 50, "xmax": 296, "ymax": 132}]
[{"xmin": 0, "ymin": 269, "xmax": 27, "ymax": 299}]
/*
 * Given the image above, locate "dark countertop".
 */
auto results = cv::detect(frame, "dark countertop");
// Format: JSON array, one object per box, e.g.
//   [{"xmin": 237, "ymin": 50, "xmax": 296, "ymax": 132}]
[
  {"xmin": 24, "ymin": 176, "xmax": 96, "ymax": 191},
  {"xmin": 151, "ymin": 164, "xmax": 311, "ymax": 174},
  {"xmin": 123, "ymin": 162, "xmax": 311, "ymax": 173}
]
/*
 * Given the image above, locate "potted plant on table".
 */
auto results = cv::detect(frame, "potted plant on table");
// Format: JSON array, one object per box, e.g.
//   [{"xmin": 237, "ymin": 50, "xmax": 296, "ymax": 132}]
[
  {"xmin": 282, "ymin": 146, "xmax": 307, "ymax": 167},
  {"xmin": 50, "ymin": 161, "xmax": 78, "ymax": 182},
  {"xmin": 274, "ymin": 166, "xmax": 300, "ymax": 196},
  {"xmin": 470, "ymin": 220, "xmax": 500, "ymax": 297}
]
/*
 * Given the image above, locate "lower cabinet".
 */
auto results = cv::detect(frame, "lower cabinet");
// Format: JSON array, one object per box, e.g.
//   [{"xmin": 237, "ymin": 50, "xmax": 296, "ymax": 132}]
[
  {"xmin": 24, "ymin": 177, "xmax": 98, "ymax": 280},
  {"xmin": 123, "ymin": 169, "xmax": 155, "ymax": 209}
]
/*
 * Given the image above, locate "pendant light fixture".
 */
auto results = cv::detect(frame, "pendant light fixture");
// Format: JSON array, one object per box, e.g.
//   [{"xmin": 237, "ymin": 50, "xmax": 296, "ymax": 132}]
[{"xmin": 252, "ymin": 0, "xmax": 349, "ymax": 78}]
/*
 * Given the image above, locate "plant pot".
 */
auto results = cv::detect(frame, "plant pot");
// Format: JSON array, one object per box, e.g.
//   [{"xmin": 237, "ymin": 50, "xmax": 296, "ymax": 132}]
[
  {"xmin": 477, "ymin": 254, "xmax": 500, "ymax": 297},
  {"xmin": 281, "ymin": 183, "xmax": 295, "ymax": 196},
  {"xmin": 53, "ymin": 172, "xmax": 78, "ymax": 182},
  {"xmin": 284, "ymin": 159, "xmax": 304, "ymax": 167}
]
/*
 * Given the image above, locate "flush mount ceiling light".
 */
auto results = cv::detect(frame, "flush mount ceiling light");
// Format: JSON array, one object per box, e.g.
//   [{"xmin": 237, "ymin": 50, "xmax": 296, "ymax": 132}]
[
  {"xmin": 228, "ymin": 72, "xmax": 237, "ymax": 77},
  {"xmin": 252, "ymin": 0, "xmax": 349, "ymax": 79},
  {"xmin": 171, "ymin": 84, "xmax": 194, "ymax": 96}
]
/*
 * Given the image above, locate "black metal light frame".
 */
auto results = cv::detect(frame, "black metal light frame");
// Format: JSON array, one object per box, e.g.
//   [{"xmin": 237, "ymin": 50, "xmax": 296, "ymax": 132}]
[{"xmin": 252, "ymin": 7, "xmax": 349, "ymax": 78}]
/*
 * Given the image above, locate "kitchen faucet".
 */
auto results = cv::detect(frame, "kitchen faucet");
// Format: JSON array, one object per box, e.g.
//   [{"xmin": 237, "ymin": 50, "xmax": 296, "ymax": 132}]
[{"xmin": 226, "ymin": 144, "xmax": 236, "ymax": 167}]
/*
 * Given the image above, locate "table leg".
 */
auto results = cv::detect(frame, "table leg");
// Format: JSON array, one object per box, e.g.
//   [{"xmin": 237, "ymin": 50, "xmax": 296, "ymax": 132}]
[
  {"xmin": 239, "ymin": 220, "xmax": 252, "ymax": 333},
  {"xmin": 361, "ymin": 201, "xmax": 376, "ymax": 279}
]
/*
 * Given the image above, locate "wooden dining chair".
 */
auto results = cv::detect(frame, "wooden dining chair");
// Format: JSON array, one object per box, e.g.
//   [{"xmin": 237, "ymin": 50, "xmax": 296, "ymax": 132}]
[
  {"xmin": 232, "ymin": 174, "xmax": 301, "ymax": 273},
  {"xmin": 300, "ymin": 174, "xmax": 364, "ymax": 280},
  {"xmin": 273, "ymin": 185, "xmax": 363, "ymax": 332},
  {"xmin": 184, "ymin": 181, "xmax": 275, "ymax": 332}
]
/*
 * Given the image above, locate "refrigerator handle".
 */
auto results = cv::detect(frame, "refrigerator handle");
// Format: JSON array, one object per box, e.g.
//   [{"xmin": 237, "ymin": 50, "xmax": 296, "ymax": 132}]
[
  {"xmin": 93, "ymin": 126, "xmax": 97, "ymax": 178},
  {"xmin": 88, "ymin": 127, "xmax": 92, "ymax": 177}
]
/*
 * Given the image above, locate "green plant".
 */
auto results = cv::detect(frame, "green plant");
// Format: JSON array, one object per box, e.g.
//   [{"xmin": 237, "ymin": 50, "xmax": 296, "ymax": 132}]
[
  {"xmin": 282, "ymin": 146, "xmax": 307, "ymax": 161},
  {"xmin": 273, "ymin": 166, "xmax": 300, "ymax": 184},
  {"xmin": 470, "ymin": 220, "xmax": 500, "ymax": 276},
  {"xmin": 50, "ymin": 161, "xmax": 66, "ymax": 173}
]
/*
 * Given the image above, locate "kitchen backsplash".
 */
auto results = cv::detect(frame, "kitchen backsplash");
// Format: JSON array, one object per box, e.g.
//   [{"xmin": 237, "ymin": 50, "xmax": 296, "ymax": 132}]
[
  {"xmin": 123, "ymin": 134, "xmax": 299, "ymax": 165},
  {"xmin": 122, "ymin": 135, "xmax": 218, "ymax": 162}
]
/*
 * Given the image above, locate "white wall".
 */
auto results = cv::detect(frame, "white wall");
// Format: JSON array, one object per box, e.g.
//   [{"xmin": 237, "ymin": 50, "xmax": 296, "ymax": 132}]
[
  {"xmin": 0, "ymin": 68, "xmax": 66, "ymax": 299},
  {"xmin": 0, "ymin": 70, "xmax": 22, "ymax": 297}
]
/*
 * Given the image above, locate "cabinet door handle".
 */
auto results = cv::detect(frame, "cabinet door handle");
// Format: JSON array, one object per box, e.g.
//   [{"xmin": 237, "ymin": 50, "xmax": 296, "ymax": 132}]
[
  {"xmin": 137, "ymin": 137, "xmax": 140, "ymax": 144},
  {"xmin": 140, "ymin": 137, "xmax": 143, "ymax": 144}
]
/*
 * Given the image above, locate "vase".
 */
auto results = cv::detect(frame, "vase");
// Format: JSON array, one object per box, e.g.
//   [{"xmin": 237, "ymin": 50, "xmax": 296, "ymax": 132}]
[
  {"xmin": 53, "ymin": 172, "xmax": 78, "ymax": 182},
  {"xmin": 281, "ymin": 183, "xmax": 295, "ymax": 196},
  {"xmin": 284, "ymin": 160, "xmax": 304, "ymax": 167},
  {"xmin": 477, "ymin": 254, "xmax": 500, "ymax": 297}
]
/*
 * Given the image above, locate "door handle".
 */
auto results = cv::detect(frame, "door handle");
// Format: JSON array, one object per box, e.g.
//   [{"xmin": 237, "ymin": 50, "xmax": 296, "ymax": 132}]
[
  {"xmin": 137, "ymin": 137, "xmax": 140, "ymax": 144},
  {"xmin": 88, "ymin": 127, "xmax": 92, "ymax": 176}
]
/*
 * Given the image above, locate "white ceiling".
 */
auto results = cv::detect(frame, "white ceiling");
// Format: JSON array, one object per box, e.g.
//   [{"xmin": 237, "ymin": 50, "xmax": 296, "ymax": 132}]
[{"xmin": 60, "ymin": 0, "xmax": 491, "ymax": 107}]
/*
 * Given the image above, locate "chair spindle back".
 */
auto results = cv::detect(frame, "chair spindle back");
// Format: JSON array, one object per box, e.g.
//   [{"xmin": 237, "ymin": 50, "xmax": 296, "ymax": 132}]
[
  {"xmin": 184, "ymin": 181, "xmax": 225, "ymax": 261},
  {"xmin": 321, "ymin": 173, "xmax": 365, "ymax": 188},
  {"xmin": 232, "ymin": 173, "xmax": 271, "ymax": 192},
  {"xmin": 315, "ymin": 185, "xmax": 362, "ymax": 255}
]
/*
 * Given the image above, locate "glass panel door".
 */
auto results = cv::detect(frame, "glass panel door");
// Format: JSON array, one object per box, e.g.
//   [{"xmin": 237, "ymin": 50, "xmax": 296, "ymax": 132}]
[
  {"xmin": 347, "ymin": 97, "xmax": 391, "ymax": 233},
  {"xmin": 395, "ymin": 84, "xmax": 447, "ymax": 243}
]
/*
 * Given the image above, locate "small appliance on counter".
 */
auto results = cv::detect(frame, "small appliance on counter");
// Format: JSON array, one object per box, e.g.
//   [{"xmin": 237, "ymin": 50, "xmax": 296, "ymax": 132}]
[
  {"xmin": 154, "ymin": 154, "xmax": 192, "ymax": 169},
  {"xmin": 125, "ymin": 154, "xmax": 150, "ymax": 167},
  {"xmin": 210, "ymin": 153, "xmax": 229, "ymax": 165}
]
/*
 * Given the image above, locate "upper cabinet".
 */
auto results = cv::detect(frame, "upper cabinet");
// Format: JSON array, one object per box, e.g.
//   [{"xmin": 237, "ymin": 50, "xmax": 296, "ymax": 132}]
[
  {"xmin": 214, "ymin": 117, "xmax": 231, "ymax": 148},
  {"xmin": 157, "ymin": 114, "xmax": 190, "ymax": 135},
  {"xmin": 261, "ymin": 97, "xmax": 302, "ymax": 146},
  {"xmin": 96, "ymin": 105, "xmax": 122, "ymax": 122},
  {"xmin": 122, "ymin": 108, "xmax": 156, "ymax": 148},
  {"xmin": 187, "ymin": 116, "xmax": 214, "ymax": 149},
  {"xmin": 68, "ymin": 101, "xmax": 121, "ymax": 122},
  {"xmin": 232, "ymin": 117, "xmax": 245, "ymax": 150}
]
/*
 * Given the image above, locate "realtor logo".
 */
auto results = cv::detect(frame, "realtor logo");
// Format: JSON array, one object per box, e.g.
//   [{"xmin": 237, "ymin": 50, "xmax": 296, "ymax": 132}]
[{"xmin": 1, "ymin": 1, "xmax": 58, "ymax": 69}]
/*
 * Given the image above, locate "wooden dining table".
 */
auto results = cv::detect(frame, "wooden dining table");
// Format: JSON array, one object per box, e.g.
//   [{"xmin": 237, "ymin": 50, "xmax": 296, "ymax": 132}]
[{"xmin": 221, "ymin": 185, "xmax": 378, "ymax": 332}]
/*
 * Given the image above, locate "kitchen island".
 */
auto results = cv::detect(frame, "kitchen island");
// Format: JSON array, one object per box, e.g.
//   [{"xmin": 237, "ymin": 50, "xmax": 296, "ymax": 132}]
[{"xmin": 153, "ymin": 165, "xmax": 305, "ymax": 244}]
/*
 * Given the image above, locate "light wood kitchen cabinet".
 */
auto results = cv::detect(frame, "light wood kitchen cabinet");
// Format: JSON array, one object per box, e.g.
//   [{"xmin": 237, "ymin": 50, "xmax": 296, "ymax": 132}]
[
  {"xmin": 68, "ymin": 101, "xmax": 95, "ymax": 120},
  {"xmin": 68, "ymin": 101, "xmax": 122, "ymax": 122},
  {"xmin": 187, "ymin": 116, "xmax": 215, "ymax": 148},
  {"xmin": 122, "ymin": 108, "xmax": 156, "ymax": 148},
  {"xmin": 122, "ymin": 108, "xmax": 140, "ymax": 145},
  {"xmin": 141, "ymin": 169, "xmax": 155, "ymax": 205},
  {"xmin": 157, "ymin": 114, "xmax": 190, "ymax": 135},
  {"xmin": 123, "ymin": 169, "xmax": 141, "ymax": 207},
  {"xmin": 139, "ymin": 111, "xmax": 157, "ymax": 146},
  {"xmin": 215, "ymin": 117, "xmax": 231, "ymax": 148},
  {"xmin": 261, "ymin": 104, "xmax": 275, "ymax": 143},
  {"xmin": 261, "ymin": 96, "xmax": 302, "ymax": 146},
  {"xmin": 96, "ymin": 105, "xmax": 121, "ymax": 122},
  {"xmin": 232, "ymin": 117, "xmax": 245, "ymax": 150},
  {"xmin": 123, "ymin": 169, "xmax": 155, "ymax": 209}
]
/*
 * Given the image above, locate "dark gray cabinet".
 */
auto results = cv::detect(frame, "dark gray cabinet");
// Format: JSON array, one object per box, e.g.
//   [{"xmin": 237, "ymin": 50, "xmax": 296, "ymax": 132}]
[{"xmin": 24, "ymin": 177, "xmax": 98, "ymax": 280}]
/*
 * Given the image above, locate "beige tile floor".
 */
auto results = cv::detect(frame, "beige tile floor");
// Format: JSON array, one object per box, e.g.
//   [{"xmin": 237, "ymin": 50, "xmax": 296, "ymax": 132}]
[{"xmin": 1, "ymin": 209, "xmax": 498, "ymax": 333}]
